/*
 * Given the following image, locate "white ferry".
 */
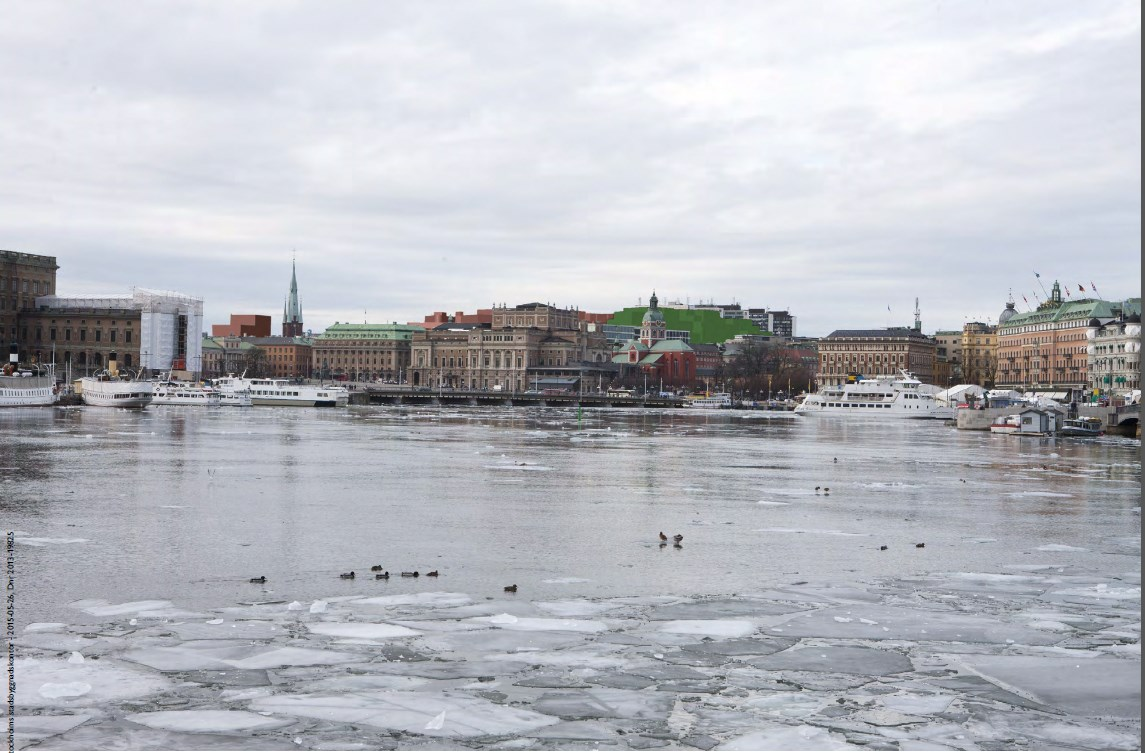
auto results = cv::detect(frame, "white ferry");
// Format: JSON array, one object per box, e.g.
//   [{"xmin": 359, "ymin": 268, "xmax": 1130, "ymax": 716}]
[
  {"xmin": 1, "ymin": 353, "xmax": 58, "ymax": 408},
  {"xmin": 794, "ymin": 371, "xmax": 954, "ymax": 420},
  {"xmin": 212, "ymin": 375, "xmax": 349, "ymax": 407},
  {"xmin": 685, "ymin": 393, "xmax": 733, "ymax": 408},
  {"xmin": 80, "ymin": 371, "xmax": 153, "ymax": 408},
  {"xmin": 151, "ymin": 381, "xmax": 253, "ymax": 407}
]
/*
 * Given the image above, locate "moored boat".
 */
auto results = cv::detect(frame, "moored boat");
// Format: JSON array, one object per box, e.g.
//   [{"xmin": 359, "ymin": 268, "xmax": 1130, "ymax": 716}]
[
  {"xmin": 212, "ymin": 375, "xmax": 348, "ymax": 407},
  {"xmin": 151, "ymin": 379, "xmax": 253, "ymax": 407},
  {"xmin": 685, "ymin": 393, "xmax": 732, "ymax": 408},
  {"xmin": 794, "ymin": 370, "xmax": 954, "ymax": 419},
  {"xmin": 80, "ymin": 372, "xmax": 153, "ymax": 408},
  {"xmin": 1, "ymin": 345, "xmax": 58, "ymax": 408},
  {"xmin": 1058, "ymin": 417, "xmax": 1103, "ymax": 437}
]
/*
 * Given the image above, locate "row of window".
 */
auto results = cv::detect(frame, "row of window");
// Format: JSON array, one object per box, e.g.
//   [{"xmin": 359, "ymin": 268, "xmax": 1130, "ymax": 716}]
[{"xmin": 0, "ymin": 278, "xmax": 50, "ymax": 295}]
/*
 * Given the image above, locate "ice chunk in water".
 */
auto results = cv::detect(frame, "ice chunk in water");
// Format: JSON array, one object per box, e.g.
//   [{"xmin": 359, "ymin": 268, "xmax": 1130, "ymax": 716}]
[
  {"xmin": 425, "ymin": 710, "xmax": 446, "ymax": 730},
  {"xmin": 38, "ymin": 682, "xmax": 91, "ymax": 699},
  {"xmin": 309, "ymin": 600, "xmax": 328, "ymax": 613},
  {"xmin": 72, "ymin": 599, "xmax": 175, "ymax": 616},
  {"xmin": 656, "ymin": 620, "xmax": 756, "ymax": 638},
  {"xmin": 251, "ymin": 691, "xmax": 560, "ymax": 737},
  {"xmin": 24, "ymin": 622, "xmax": 67, "ymax": 633},
  {"xmin": 126, "ymin": 710, "xmax": 293, "ymax": 733},
  {"xmin": 17, "ymin": 657, "xmax": 170, "ymax": 707},
  {"xmin": 958, "ymin": 654, "xmax": 1141, "ymax": 718},
  {"xmin": 67, "ymin": 651, "xmax": 84, "ymax": 664},
  {"xmin": 307, "ymin": 622, "xmax": 420, "ymax": 639},
  {"xmin": 718, "ymin": 724, "xmax": 855, "ymax": 750},
  {"xmin": 469, "ymin": 616, "xmax": 609, "ymax": 632}
]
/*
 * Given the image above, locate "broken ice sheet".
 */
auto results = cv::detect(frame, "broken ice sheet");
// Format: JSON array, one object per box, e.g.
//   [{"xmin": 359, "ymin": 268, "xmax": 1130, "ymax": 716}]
[
  {"xmin": 13, "ymin": 715, "xmax": 91, "ymax": 748},
  {"xmin": 125, "ymin": 710, "xmax": 294, "ymax": 732},
  {"xmin": 250, "ymin": 690, "xmax": 560, "ymax": 737},
  {"xmin": 16, "ymin": 657, "xmax": 170, "ymax": 707},
  {"xmin": 957, "ymin": 654, "xmax": 1141, "ymax": 718}
]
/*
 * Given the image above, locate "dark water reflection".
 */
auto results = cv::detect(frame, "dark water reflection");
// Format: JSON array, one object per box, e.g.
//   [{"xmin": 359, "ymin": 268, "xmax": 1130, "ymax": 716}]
[{"xmin": 1, "ymin": 405, "xmax": 1139, "ymax": 628}]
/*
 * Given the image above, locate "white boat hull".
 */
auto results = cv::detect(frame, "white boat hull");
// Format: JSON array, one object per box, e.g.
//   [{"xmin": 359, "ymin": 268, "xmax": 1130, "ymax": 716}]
[
  {"xmin": 0, "ymin": 377, "xmax": 57, "ymax": 407},
  {"xmin": 796, "ymin": 405, "xmax": 955, "ymax": 419},
  {"xmin": 80, "ymin": 377, "xmax": 153, "ymax": 408},
  {"xmin": 795, "ymin": 370, "xmax": 953, "ymax": 419},
  {"xmin": 212, "ymin": 375, "xmax": 348, "ymax": 407}
]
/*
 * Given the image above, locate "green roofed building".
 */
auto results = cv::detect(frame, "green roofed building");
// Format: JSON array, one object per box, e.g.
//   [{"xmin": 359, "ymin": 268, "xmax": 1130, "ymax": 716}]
[
  {"xmin": 608, "ymin": 302, "xmax": 767, "ymax": 345},
  {"xmin": 995, "ymin": 280, "xmax": 1137, "ymax": 396},
  {"xmin": 312, "ymin": 322, "xmax": 424, "ymax": 382}
]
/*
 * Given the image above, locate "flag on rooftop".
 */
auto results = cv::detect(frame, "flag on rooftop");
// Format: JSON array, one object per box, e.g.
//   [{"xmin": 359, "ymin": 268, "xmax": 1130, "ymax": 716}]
[
  {"xmin": 1079, "ymin": 284, "xmax": 1085, "ymax": 293},
  {"xmin": 1034, "ymin": 272, "xmax": 1041, "ymax": 278}
]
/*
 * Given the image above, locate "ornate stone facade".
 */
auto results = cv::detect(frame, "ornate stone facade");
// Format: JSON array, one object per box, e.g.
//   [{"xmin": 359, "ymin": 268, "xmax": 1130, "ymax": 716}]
[
  {"xmin": 817, "ymin": 328, "xmax": 936, "ymax": 387},
  {"xmin": 408, "ymin": 303, "xmax": 610, "ymax": 391}
]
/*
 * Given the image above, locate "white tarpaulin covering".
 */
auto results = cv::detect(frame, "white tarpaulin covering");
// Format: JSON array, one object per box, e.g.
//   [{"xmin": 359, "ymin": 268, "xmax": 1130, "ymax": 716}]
[{"xmin": 935, "ymin": 384, "xmax": 986, "ymax": 406}]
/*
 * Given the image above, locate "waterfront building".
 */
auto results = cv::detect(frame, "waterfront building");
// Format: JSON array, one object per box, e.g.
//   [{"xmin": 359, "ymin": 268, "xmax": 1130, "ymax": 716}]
[
  {"xmin": 962, "ymin": 321, "xmax": 998, "ymax": 388},
  {"xmin": 249, "ymin": 335, "xmax": 314, "ymax": 379},
  {"xmin": 817, "ymin": 327, "xmax": 936, "ymax": 387},
  {"xmin": 1087, "ymin": 310, "xmax": 1142, "ymax": 397},
  {"xmin": 26, "ymin": 289, "xmax": 202, "ymax": 377},
  {"xmin": 212, "ymin": 314, "xmax": 271, "ymax": 338},
  {"xmin": 994, "ymin": 281, "xmax": 1136, "ymax": 398},
  {"xmin": 933, "ymin": 330, "xmax": 962, "ymax": 387},
  {"xmin": 1, "ymin": 249, "xmax": 58, "ymax": 353},
  {"xmin": 310, "ymin": 323, "xmax": 421, "ymax": 382},
  {"xmin": 201, "ymin": 335, "xmax": 256, "ymax": 379},
  {"xmin": 610, "ymin": 292, "xmax": 697, "ymax": 390},
  {"xmin": 408, "ymin": 302, "xmax": 611, "ymax": 391},
  {"xmin": 283, "ymin": 260, "xmax": 304, "ymax": 337}
]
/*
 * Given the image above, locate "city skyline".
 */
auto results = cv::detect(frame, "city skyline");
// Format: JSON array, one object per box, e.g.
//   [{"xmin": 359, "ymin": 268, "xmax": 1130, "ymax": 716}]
[{"xmin": 1, "ymin": 2, "xmax": 1139, "ymax": 337}]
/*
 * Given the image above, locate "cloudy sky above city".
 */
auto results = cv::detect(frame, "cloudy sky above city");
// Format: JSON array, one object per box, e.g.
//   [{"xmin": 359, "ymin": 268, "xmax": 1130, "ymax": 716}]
[{"xmin": 1, "ymin": 1, "xmax": 1139, "ymax": 337}]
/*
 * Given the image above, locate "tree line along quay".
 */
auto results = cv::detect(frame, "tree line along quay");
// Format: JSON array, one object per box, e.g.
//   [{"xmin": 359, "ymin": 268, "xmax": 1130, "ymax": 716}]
[{"xmin": 2, "ymin": 251, "xmax": 1140, "ymax": 408}]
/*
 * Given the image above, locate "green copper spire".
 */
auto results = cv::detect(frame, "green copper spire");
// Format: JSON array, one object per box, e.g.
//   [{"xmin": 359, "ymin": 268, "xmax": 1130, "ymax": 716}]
[{"xmin": 283, "ymin": 257, "xmax": 304, "ymax": 337}]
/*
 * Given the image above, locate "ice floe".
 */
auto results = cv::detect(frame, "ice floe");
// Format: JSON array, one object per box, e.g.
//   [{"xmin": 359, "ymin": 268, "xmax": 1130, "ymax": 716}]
[{"xmin": 12, "ymin": 567, "xmax": 1139, "ymax": 750}]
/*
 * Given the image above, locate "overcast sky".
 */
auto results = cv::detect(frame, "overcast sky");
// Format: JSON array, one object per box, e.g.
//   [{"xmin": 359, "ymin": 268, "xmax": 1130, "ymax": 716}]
[{"xmin": 1, "ymin": 1, "xmax": 1139, "ymax": 337}]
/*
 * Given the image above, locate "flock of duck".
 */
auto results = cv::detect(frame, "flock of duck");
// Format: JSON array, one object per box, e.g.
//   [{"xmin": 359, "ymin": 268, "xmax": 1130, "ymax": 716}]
[
  {"xmin": 248, "ymin": 568, "xmax": 522, "ymax": 593},
  {"xmin": 658, "ymin": 531, "xmax": 684, "ymax": 548}
]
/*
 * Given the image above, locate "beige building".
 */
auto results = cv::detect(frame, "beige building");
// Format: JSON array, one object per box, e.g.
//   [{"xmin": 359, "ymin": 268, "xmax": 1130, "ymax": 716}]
[
  {"xmin": 817, "ymin": 327, "xmax": 936, "ymax": 387},
  {"xmin": 961, "ymin": 321, "xmax": 998, "ymax": 387},
  {"xmin": 311, "ymin": 323, "xmax": 422, "ymax": 382},
  {"xmin": 2, "ymin": 250, "xmax": 58, "ymax": 351},
  {"xmin": 1088, "ymin": 312, "xmax": 1142, "ymax": 396},
  {"xmin": 250, "ymin": 336, "xmax": 314, "ymax": 379},
  {"xmin": 994, "ymin": 282, "xmax": 1132, "ymax": 398},
  {"xmin": 408, "ymin": 303, "xmax": 611, "ymax": 391}
]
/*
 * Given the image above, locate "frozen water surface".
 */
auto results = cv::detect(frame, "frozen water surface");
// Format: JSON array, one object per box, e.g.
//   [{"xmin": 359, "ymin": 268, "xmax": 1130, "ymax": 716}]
[{"xmin": 5, "ymin": 407, "xmax": 1139, "ymax": 749}]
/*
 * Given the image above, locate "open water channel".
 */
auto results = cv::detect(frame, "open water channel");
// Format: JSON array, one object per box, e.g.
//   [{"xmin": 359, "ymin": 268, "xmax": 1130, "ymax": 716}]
[{"xmin": 2, "ymin": 405, "xmax": 1140, "ymax": 750}]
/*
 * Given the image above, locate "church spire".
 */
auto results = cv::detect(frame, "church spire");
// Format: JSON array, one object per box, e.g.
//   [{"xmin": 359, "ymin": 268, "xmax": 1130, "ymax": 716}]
[{"xmin": 283, "ymin": 257, "xmax": 304, "ymax": 337}]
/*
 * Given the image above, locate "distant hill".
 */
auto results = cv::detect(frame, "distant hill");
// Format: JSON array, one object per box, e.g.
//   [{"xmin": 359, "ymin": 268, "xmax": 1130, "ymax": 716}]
[{"xmin": 608, "ymin": 307, "xmax": 768, "ymax": 344}]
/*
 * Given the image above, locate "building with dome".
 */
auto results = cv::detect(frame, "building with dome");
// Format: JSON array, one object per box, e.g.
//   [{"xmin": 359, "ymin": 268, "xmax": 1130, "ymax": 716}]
[
  {"xmin": 1088, "ymin": 310, "xmax": 1141, "ymax": 398},
  {"xmin": 995, "ymin": 280, "xmax": 1139, "ymax": 400},
  {"xmin": 612, "ymin": 292, "xmax": 697, "ymax": 390}
]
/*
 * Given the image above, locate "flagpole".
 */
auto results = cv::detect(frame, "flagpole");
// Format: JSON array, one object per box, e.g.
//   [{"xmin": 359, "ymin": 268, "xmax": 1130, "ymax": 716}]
[{"xmin": 1033, "ymin": 272, "xmax": 1050, "ymax": 299}]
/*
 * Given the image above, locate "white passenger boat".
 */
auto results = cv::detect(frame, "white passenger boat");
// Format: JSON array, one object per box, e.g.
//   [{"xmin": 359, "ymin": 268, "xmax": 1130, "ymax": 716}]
[
  {"xmin": 685, "ymin": 393, "xmax": 732, "ymax": 408},
  {"xmin": 794, "ymin": 371, "xmax": 954, "ymax": 419},
  {"xmin": 80, "ymin": 371, "xmax": 153, "ymax": 408},
  {"xmin": 212, "ymin": 375, "xmax": 348, "ymax": 407},
  {"xmin": 152, "ymin": 381, "xmax": 222, "ymax": 407},
  {"xmin": 1, "ymin": 351, "xmax": 58, "ymax": 408}
]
